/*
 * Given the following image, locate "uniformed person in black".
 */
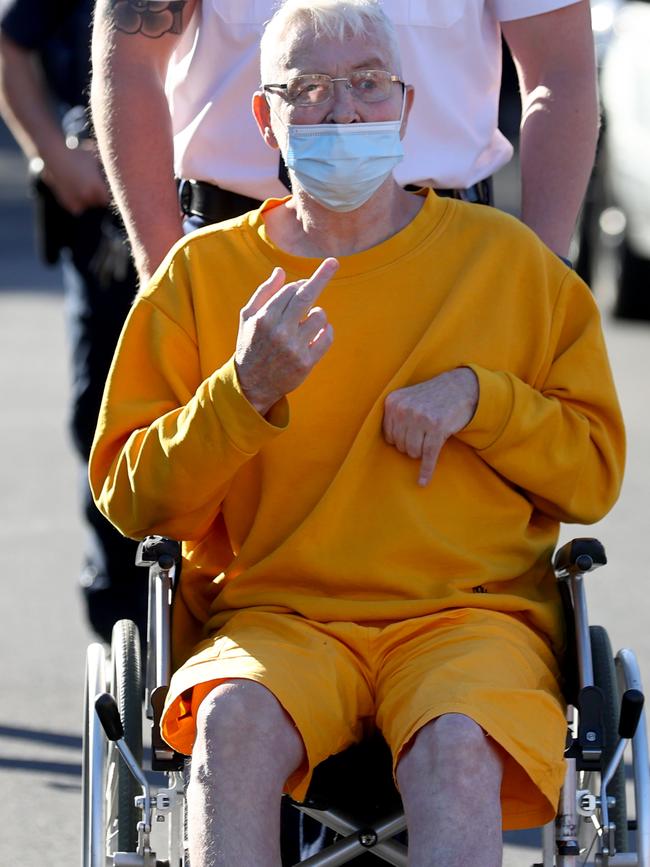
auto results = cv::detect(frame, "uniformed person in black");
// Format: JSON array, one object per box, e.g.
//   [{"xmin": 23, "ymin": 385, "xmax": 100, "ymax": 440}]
[{"xmin": 0, "ymin": 0, "xmax": 146, "ymax": 642}]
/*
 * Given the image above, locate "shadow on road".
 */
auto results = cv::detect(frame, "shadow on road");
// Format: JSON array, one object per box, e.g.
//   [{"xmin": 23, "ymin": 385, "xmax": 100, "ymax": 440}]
[
  {"xmin": 0, "ymin": 756, "xmax": 81, "ymax": 776},
  {"xmin": 0, "ymin": 722, "xmax": 82, "ymax": 777},
  {"xmin": 0, "ymin": 722, "xmax": 81, "ymax": 750}
]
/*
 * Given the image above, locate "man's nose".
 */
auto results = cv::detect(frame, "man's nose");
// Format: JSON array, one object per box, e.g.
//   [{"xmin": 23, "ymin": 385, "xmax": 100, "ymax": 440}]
[{"xmin": 326, "ymin": 79, "xmax": 360, "ymax": 123}]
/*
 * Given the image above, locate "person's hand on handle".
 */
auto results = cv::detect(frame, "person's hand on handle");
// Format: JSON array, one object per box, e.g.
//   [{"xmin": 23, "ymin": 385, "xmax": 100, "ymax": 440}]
[
  {"xmin": 235, "ymin": 258, "xmax": 339, "ymax": 416},
  {"xmin": 383, "ymin": 367, "xmax": 479, "ymax": 486}
]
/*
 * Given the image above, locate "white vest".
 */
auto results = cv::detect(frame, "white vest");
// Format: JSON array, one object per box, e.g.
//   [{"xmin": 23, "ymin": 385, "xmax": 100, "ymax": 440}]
[{"xmin": 166, "ymin": 0, "xmax": 580, "ymax": 197}]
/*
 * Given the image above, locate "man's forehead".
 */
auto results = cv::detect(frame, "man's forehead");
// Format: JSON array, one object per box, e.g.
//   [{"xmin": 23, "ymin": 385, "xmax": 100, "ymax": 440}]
[{"xmin": 278, "ymin": 26, "xmax": 392, "ymax": 76}]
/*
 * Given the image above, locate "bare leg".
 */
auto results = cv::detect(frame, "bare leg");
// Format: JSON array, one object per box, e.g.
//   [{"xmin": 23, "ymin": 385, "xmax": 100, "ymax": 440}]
[
  {"xmin": 188, "ymin": 679, "xmax": 306, "ymax": 867},
  {"xmin": 396, "ymin": 713, "xmax": 504, "ymax": 867}
]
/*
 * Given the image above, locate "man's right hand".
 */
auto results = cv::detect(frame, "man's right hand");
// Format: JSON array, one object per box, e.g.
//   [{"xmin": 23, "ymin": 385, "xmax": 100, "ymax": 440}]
[
  {"xmin": 235, "ymin": 258, "xmax": 339, "ymax": 416},
  {"xmin": 42, "ymin": 144, "xmax": 111, "ymax": 215}
]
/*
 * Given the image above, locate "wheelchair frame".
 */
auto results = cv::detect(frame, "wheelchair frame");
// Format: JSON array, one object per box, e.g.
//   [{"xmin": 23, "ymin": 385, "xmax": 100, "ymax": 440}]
[{"xmin": 81, "ymin": 536, "xmax": 649, "ymax": 867}]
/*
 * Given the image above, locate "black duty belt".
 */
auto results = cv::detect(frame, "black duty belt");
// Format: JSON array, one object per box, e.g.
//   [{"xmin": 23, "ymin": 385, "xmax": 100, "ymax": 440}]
[
  {"xmin": 179, "ymin": 175, "xmax": 494, "ymax": 224},
  {"xmin": 178, "ymin": 178, "xmax": 262, "ymax": 224},
  {"xmin": 408, "ymin": 178, "xmax": 494, "ymax": 206}
]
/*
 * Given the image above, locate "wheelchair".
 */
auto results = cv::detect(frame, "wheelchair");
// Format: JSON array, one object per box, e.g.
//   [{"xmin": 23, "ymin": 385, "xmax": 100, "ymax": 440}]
[{"xmin": 81, "ymin": 535, "xmax": 650, "ymax": 866}]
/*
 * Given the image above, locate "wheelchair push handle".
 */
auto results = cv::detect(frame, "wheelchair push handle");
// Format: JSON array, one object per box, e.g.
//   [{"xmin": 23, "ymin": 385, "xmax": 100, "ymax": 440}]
[
  {"xmin": 553, "ymin": 537, "xmax": 607, "ymax": 576},
  {"xmin": 619, "ymin": 688, "xmax": 644, "ymax": 740},
  {"xmin": 94, "ymin": 692, "xmax": 124, "ymax": 742},
  {"xmin": 136, "ymin": 535, "xmax": 181, "ymax": 571}
]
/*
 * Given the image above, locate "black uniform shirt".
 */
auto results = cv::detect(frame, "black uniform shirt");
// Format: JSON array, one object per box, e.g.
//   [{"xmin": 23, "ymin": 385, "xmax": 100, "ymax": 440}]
[{"xmin": 0, "ymin": 0, "xmax": 93, "ymax": 109}]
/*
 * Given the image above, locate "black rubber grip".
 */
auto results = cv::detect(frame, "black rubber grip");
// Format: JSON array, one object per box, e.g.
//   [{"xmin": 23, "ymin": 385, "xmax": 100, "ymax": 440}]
[
  {"xmin": 95, "ymin": 692, "xmax": 124, "ymax": 742},
  {"xmin": 619, "ymin": 689, "xmax": 645, "ymax": 739},
  {"xmin": 553, "ymin": 538, "xmax": 607, "ymax": 574}
]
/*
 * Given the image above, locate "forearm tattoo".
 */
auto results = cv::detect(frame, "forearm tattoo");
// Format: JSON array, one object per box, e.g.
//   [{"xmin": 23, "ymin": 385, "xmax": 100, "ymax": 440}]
[{"xmin": 111, "ymin": 1, "xmax": 187, "ymax": 38}]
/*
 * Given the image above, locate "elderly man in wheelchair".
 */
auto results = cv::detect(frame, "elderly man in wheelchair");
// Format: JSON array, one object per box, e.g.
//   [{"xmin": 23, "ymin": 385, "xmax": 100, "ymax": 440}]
[{"xmin": 85, "ymin": 1, "xmax": 645, "ymax": 865}]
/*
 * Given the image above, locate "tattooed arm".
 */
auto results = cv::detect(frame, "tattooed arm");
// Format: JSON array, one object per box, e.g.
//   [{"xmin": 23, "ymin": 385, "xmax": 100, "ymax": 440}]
[{"xmin": 90, "ymin": 0, "xmax": 198, "ymax": 282}]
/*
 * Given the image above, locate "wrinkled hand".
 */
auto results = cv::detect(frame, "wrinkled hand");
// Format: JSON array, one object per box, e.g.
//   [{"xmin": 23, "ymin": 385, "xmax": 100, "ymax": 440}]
[
  {"xmin": 383, "ymin": 368, "xmax": 479, "ymax": 486},
  {"xmin": 43, "ymin": 143, "xmax": 110, "ymax": 215},
  {"xmin": 235, "ymin": 258, "xmax": 339, "ymax": 415}
]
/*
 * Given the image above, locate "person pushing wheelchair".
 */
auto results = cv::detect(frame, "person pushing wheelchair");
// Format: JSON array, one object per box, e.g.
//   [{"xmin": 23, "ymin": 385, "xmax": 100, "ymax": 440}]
[{"xmin": 89, "ymin": 1, "xmax": 625, "ymax": 864}]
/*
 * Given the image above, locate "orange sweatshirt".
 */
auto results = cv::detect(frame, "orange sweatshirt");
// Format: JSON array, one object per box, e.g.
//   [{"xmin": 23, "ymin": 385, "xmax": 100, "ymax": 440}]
[{"xmin": 90, "ymin": 191, "xmax": 625, "ymax": 655}]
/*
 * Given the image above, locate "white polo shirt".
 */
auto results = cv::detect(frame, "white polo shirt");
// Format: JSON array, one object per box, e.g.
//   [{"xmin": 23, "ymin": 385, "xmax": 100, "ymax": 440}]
[{"xmin": 166, "ymin": 0, "xmax": 581, "ymax": 197}]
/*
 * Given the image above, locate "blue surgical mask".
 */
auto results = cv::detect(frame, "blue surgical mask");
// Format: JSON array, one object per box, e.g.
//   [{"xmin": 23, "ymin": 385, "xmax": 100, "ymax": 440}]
[{"xmin": 279, "ymin": 104, "xmax": 405, "ymax": 212}]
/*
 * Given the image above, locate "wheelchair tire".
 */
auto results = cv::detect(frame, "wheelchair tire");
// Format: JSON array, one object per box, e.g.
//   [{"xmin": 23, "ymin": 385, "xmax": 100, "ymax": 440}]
[
  {"xmin": 82, "ymin": 642, "xmax": 108, "ymax": 867},
  {"xmin": 106, "ymin": 619, "xmax": 143, "ymax": 856},
  {"xmin": 590, "ymin": 625, "xmax": 629, "ymax": 854}
]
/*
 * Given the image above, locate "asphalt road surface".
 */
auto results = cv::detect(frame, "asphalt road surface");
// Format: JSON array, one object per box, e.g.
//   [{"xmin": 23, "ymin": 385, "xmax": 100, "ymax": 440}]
[{"xmin": 1, "ymin": 119, "xmax": 648, "ymax": 866}]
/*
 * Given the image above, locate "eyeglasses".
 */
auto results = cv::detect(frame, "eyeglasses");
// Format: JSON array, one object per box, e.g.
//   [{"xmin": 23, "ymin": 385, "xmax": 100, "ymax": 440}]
[{"xmin": 263, "ymin": 69, "xmax": 404, "ymax": 106}]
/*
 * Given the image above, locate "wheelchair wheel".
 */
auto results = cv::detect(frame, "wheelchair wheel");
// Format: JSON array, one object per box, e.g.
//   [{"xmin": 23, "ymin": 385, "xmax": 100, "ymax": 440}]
[
  {"xmin": 591, "ymin": 625, "xmax": 628, "ymax": 853},
  {"xmin": 82, "ymin": 642, "xmax": 108, "ymax": 867},
  {"xmin": 106, "ymin": 620, "xmax": 143, "ymax": 856},
  {"xmin": 577, "ymin": 626, "xmax": 629, "ymax": 857}
]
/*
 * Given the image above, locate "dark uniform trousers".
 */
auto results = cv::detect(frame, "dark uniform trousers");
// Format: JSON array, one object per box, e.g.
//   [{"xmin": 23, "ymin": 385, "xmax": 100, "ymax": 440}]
[{"xmin": 61, "ymin": 207, "xmax": 146, "ymax": 643}]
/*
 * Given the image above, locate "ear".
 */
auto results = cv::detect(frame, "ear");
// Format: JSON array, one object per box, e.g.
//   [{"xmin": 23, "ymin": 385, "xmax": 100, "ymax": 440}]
[
  {"xmin": 252, "ymin": 91, "xmax": 280, "ymax": 151},
  {"xmin": 399, "ymin": 85, "xmax": 415, "ymax": 140}
]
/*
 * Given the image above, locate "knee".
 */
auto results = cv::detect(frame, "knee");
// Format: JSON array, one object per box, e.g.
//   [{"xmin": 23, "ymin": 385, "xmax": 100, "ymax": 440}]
[
  {"xmin": 193, "ymin": 680, "xmax": 304, "ymax": 773},
  {"xmin": 422, "ymin": 713, "xmax": 489, "ymax": 752},
  {"xmin": 400, "ymin": 713, "xmax": 503, "ymax": 782},
  {"xmin": 196, "ymin": 679, "xmax": 289, "ymax": 745}
]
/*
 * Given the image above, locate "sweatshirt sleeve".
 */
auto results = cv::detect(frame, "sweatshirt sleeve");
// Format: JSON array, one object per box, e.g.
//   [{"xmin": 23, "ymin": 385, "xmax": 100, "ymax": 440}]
[
  {"xmin": 89, "ymin": 268, "xmax": 288, "ymax": 542},
  {"xmin": 456, "ymin": 272, "xmax": 625, "ymax": 524}
]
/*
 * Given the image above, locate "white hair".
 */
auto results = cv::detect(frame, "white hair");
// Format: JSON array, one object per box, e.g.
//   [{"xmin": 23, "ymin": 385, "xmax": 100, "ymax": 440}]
[{"xmin": 260, "ymin": 0, "xmax": 401, "ymax": 82}]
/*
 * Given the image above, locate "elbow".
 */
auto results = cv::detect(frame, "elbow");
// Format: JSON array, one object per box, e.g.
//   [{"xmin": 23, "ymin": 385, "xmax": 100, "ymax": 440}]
[
  {"xmin": 89, "ymin": 444, "xmax": 143, "ymax": 538},
  {"xmin": 531, "ymin": 436, "xmax": 625, "ymax": 526},
  {"xmin": 577, "ymin": 474, "xmax": 624, "ymax": 525},
  {"xmin": 92, "ymin": 479, "xmax": 144, "ymax": 540},
  {"xmin": 566, "ymin": 410, "xmax": 626, "ymax": 523},
  {"xmin": 91, "ymin": 465, "xmax": 220, "ymax": 544},
  {"xmin": 561, "ymin": 453, "xmax": 625, "ymax": 526}
]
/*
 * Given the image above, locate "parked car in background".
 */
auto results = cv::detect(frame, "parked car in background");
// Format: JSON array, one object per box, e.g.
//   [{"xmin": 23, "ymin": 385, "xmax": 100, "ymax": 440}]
[
  {"xmin": 501, "ymin": 0, "xmax": 648, "ymax": 317},
  {"xmin": 600, "ymin": 0, "xmax": 650, "ymax": 318}
]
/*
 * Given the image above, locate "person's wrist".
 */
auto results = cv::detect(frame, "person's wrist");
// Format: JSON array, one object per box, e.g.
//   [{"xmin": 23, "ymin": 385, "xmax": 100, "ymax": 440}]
[
  {"xmin": 234, "ymin": 360, "xmax": 277, "ymax": 417},
  {"xmin": 39, "ymin": 134, "xmax": 73, "ymax": 174},
  {"xmin": 455, "ymin": 366, "xmax": 480, "ymax": 423}
]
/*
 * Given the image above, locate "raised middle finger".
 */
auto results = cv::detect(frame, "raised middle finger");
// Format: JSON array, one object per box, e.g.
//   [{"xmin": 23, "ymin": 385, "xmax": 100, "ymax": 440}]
[
  {"xmin": 284, "ymin": 257, "xmax": 339, "ymax": 322},
  {"xmin": 299, "ymin": 306, "xmax": 329, "ymax": 345}
]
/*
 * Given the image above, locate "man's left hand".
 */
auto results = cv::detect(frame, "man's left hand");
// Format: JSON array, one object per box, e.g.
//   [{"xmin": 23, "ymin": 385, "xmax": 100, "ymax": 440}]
[{"xmin": 382, "ymin": 368, "xmax": 479, "ymax": 486}]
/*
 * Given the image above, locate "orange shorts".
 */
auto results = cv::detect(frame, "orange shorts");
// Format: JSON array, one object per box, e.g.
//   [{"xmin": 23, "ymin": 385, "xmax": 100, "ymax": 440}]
[{"xmin": 161, "ymin": 607, "xmax": 566, "ymax": 830}]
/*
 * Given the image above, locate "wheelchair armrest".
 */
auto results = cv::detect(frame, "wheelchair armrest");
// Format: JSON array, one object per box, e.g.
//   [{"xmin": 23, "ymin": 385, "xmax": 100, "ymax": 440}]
[
  {"xmin": 553, "ymin": 538, "xmax": 607, "ymax": 577},
  {"xmin": 136, "ymin": 535, "xmax": 181, "ymax": 571},
  {"xmin": 576, "ymin": 684, "xmax": 606, "ymax": 767},
  {"xmin": 554, "ymin": 539, "xmax": 607, "ymax": 707},
  {"xmin": 150, "ymin": 685, "xmax": 187, "ymax": 772},
  {"xmin": 139, "ymin": 537, "xmax": 182, "ymax": 718}
]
